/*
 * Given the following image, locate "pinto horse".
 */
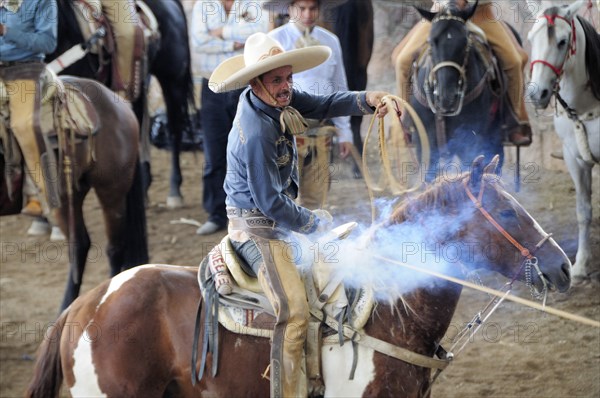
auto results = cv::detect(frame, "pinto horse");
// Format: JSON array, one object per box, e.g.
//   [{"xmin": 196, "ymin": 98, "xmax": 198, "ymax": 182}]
[
  {"xmin": 0, "ymin": 76, "xmax": 148, "ymax": 311},
  {"xmin": 26, "ymin": 156, "xmax": 571, "ymax": 398},
  {"xmin": 528, "ymin": 0, "xmax": 600, "ymax": 279},
  {"xmin": 399, "ymin": 3, "xmax": 514, "ymax": 180},
  {"xmin": 49, "ymin": 0, "xmax": 196, "ymax": 207}
]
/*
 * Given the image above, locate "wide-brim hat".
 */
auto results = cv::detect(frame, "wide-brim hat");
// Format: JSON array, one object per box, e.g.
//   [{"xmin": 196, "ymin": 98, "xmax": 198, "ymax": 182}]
[{"xmin": 209, "ymin": 32, "xmax": 331, "ymax": 93}]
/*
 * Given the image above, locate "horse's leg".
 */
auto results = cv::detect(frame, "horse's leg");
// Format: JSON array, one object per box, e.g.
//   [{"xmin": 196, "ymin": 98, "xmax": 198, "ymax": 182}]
[
  {"xmin": 131, "ymin": 94, "xmax": 153, "ymax": 202},
  {"xmin": 161, "ymin": 84, "xmax": 185, "ymax": 208},
  {"xmin": 55, "ymin": 190, "xmax": 91, "ymax": 311},
  {"xmin": 94, "ymin": 186, "xmax": 130, "ymax": 276},
  {"xmin": 563, "ymin": 145, "xmax": 593, "ymax": 278}
]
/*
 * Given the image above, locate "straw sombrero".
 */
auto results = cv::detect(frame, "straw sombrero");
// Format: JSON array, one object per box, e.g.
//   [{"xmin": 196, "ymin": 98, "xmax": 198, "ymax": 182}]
[{"xmin": 208, "ymin": 32, "xmax": 331, "ymax": 93}]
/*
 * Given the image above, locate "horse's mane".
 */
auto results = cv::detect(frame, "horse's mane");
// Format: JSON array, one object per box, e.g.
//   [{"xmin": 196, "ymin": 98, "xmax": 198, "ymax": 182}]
[
  {"xmin": 577, "ymin": 15, "xmax": 600, "ymax": 101},
  {"xmin": 387, "ymin": 175, "xmax": 468, "ymax": 225}
]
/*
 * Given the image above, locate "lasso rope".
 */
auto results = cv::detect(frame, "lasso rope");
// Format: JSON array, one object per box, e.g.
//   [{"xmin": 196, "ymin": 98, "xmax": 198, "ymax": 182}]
[
  {"xmin": 373, "ymin": 254, "xmax": 600, "ymax": 328},
  {"xmin": 362, "ymin": 95, "xmax": 430, "ymax": 222}
]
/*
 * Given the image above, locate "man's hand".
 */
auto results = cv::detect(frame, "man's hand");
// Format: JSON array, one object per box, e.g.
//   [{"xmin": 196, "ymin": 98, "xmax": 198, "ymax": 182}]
[
  {"xmin": 209, "ymin": 27, "xmax": 224, "ymax": 39},
  {"xmin": 366, "ymin": 91, "xmax": 393, "ymax": 118},
  {"xmin": 313, "ymin": 209, "xmax": 333, "ymax": 233},
  {"xmin": 338, "ymin": 142, "xmax": 353, "ymax": 159},
  {"xmin": 0, "ymin": 24, "xmax": 5, "ymax": 36}
]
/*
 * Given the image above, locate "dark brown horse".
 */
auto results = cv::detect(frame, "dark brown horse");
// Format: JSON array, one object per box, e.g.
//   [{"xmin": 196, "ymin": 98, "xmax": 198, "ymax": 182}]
[
  {"xmin": 26, "ymin": 157, "xmax": 571, "ymax": 397},
  {"xmin": 50, "ymin": 0, "xmax": 196, "ymax": 206},
  {"xmin": 0, "ymin": 76, "xmax": 148, "ymax": 311}
]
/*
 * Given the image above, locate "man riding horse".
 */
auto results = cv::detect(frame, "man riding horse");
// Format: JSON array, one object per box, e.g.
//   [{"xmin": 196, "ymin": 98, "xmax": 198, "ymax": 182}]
[
  {"xmin": 208, "ymin": 32, "xmax": 390, "ymax": 397},
  {"xmin": 70, "ymin": 0, "xmax": 145, "ymax": 101},
  {"xmin": 393, "ymin": 0, "xmax": 532, "ymax": 145},
  {"xmin": 0, "ymin": 0, "xmax": 58, "ymax": 217},
  {"xmin": 1, "ymin": 0, "xmax": 142, "ymax": 219}
]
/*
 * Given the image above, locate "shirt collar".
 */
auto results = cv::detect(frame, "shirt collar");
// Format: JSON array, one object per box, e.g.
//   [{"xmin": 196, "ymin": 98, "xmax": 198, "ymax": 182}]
[{"xmin": 248, "ymin": 88, "xmax": 283, "ymax": 122}]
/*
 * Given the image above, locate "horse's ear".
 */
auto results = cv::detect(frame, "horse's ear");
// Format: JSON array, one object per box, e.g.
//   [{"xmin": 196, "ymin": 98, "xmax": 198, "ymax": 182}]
[
  {"xmin": 564, "ymin": 0, "xmax": 586, "ymax": 19},
  {"xmin": 460, "ymin": 0, "xmax": 478, "ymax": 21},
  {"xmin": 469, "ymin": 155, "xmax": 486, "ymax": 190},
  {"xmin": 415, "ymin": 6, "xmax": 437, "ymax": 22},
  {"xmin": 483, "ymin": 154, "xmax": 500, "ymax": 175}
]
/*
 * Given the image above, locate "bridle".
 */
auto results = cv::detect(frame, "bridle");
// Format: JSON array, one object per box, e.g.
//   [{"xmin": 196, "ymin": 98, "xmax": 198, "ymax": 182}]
[
  {"xmin": 529, "ymin": 14, "xmax": 598, "ymax": 164},
  {"xmin": 424, "ymin": 14, "xmax": 471, "ymax": 116},
  {"xmin": 462, "ymin": 176, "xmax": 554, "ymax": 300},
  {"xmin": 529, "ymin": 13, "xmax": 577, "ymax": 85}
]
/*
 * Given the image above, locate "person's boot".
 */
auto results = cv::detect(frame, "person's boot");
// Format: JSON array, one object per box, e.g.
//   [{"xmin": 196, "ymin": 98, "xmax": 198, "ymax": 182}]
[
  {"xmin": 21, "ymin": 198, "xmax": 43, "ymax": 217},
  {"xmin": 508, "ymin": 122, "xmax": 532, "ymax": 146}
]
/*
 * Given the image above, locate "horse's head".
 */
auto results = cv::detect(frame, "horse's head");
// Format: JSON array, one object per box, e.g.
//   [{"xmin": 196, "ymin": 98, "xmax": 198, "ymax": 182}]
[
  {"xmin": 384, "ymin": 155, "xmax": 571, "ymax": 296},
  {"xmin": 416, "ymin": 1, "xmax": 478, "ymax": 116},
  {"xmin": 527, "ymin": 0, "xmax": 584, "ymax": 109},
  {"xmin": 459, "ymin": 156, "xmax": 571, "ymax": 294}
]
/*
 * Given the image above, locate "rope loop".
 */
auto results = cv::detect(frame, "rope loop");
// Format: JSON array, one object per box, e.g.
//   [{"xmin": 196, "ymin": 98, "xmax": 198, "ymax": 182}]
[{"xmin": 362, "ymin": 95, "xmax": 430, "ymax": 222}]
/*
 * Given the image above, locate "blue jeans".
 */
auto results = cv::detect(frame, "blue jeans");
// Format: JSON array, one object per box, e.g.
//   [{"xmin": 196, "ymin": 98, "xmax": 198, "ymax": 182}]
[{"xmin": 200, "ymin": 79, "xmax": 243, "ymax": 226}]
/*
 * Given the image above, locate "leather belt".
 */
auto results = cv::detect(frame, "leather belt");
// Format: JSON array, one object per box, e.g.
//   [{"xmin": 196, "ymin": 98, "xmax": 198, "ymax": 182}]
[
  {"xmin": 229, "ymin": 217, "xmax": 275, "ymax": 229},
  {"xmin": 226, "ymin": 207, "xmax": 263, "ymax": 217},
  {"xmin": 0, "ymin": 60, "xmax": 43, "ymax": 67}
]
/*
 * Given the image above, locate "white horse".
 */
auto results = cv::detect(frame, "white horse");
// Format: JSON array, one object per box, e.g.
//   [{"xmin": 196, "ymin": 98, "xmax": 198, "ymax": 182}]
[{"xmin": 528, "ymin": 0, "xmax": 600, "ymax": 279}]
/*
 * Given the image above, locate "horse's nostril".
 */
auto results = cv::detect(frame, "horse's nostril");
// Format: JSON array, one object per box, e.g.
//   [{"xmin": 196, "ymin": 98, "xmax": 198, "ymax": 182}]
[{"xmin": 541, "ymin": 89, "xmax": 550, "ymax": 100}]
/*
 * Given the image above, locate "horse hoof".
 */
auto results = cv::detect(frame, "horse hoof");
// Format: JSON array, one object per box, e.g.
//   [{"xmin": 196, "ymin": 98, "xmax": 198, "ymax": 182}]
[
  {"xmin": 50, "ymin": 227, "xmax": 67, "ymax": 242},
  {"xmin": 27, "ymin": 219, "xmax": 51, "ymax": 236},
  {"xmin": 166, "ymin": 196, "xmax": 184, "ymax": 209}
]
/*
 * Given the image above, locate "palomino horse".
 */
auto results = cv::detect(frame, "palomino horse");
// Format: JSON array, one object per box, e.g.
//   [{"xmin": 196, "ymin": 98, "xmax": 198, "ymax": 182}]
[
  {"xmin": 528, "ymin": 0, "xmax": 600, "ymax": 279},
  {"xmin": 49, "ymin": 0, "xmax": 196, "ymax": 207},
  {"xmin": 398, "ymin": 3, "xmax": 514, "ymax": 179},
  {"xmin": 26, "ymin": 156, "xmax": 571, "ymax": 398},
  {"xmin": 0, "ymin": 75, "xmax": 148, "ymax": 311}
]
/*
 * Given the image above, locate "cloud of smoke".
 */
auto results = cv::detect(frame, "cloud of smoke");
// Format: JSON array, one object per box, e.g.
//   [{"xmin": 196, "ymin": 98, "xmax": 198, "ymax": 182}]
[{"xmin": 298, "ymin": 197, "xmax": 482, "ymax": 302}]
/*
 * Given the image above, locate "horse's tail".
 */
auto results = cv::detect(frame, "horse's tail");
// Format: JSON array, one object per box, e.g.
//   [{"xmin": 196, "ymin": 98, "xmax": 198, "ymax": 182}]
[
  {"xmin": 25, "ymin": 309, "xmax": 69, "ymax": 398},
  {"xmin": 123, "ymin": 159, "xmax": 149, "ymax": 268}
]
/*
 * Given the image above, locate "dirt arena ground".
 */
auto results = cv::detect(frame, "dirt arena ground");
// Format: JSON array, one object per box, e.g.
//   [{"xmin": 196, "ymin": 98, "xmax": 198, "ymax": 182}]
[{"xmin": 1, "ymin": 141, "xmax": 599, "ymax": 397}]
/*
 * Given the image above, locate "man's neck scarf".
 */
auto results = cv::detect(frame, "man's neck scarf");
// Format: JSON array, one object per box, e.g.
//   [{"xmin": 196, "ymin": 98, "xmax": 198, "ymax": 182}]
[
  {"xmin": 0, "ymin": 0, "xmax": 24, "ymax": 13},
  {"xmin": 256, "ymin": 78, "xmax": 308, "ymax": 136}
]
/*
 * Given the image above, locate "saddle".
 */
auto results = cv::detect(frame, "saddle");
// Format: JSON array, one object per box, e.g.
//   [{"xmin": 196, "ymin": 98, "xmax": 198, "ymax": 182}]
[
  {"xmin": 0, "ymin": 63, "xmax": 100, "ymax": 209},
  {"xmin": 69, "ymin": 0, "xmax": 160, "ymax": 98},
  {"xmin": 196, "ymin": 222, "xmax": 375, "ymax": 390}
]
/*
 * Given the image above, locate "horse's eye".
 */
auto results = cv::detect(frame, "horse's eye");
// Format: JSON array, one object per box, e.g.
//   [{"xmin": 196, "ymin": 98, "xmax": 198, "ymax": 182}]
[{"xmin": 558, "ymin": 39, "xmax": 567, "ymax": 48}]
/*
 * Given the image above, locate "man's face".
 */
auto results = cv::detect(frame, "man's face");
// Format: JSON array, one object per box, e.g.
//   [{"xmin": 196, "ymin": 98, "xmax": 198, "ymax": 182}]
[
  {"xmin": 252, "ymin": 65, "xmax": 294, "ymax": 108},
  {"xmin": 289, "ymin": 0, "xmax": 319, "ymax": 30}
]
